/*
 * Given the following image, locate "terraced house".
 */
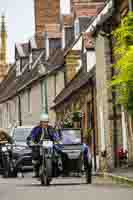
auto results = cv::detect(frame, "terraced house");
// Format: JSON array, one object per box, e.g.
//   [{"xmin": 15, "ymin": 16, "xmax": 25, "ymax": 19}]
[
  {"xmin": 0, "ymin": 0, "xmax": 133, "ymax": 171},
  {"xmin": 53, "ymin": 0, "xmax": 133, "ymax": 171}
]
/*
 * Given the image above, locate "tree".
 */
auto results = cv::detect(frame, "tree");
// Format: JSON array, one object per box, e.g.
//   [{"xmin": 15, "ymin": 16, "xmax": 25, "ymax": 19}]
[{"xmin": 111, "ymin": 12, "xmax": 133, "ymax": 115}]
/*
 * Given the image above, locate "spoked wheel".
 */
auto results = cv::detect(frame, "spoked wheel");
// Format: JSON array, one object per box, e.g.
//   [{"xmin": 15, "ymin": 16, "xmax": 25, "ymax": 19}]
[{"xmin": 40, "ymin": 159, "xmax": 52, "ymax": 186}]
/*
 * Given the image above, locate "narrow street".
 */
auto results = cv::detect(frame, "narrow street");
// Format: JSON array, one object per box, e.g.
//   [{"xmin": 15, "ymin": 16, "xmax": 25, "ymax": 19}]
[{"xmin": 0, "ymin": 174, "xmax": 133, "ymax": 200}]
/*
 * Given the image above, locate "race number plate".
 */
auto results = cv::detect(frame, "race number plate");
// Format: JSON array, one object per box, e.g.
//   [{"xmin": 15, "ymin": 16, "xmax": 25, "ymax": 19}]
[{"xmin": 43, "ymin": 140, "xmax": 53, "ymax": 148}]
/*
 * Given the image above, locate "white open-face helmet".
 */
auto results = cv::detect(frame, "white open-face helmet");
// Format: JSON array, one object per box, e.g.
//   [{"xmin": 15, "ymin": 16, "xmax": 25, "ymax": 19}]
[{"xmin": 40, "ymin": 113, "xmax": 49, "ymax": 122}]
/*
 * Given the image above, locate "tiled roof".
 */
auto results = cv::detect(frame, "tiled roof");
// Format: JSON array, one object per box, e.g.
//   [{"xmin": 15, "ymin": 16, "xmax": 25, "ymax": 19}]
[
  {"xmin": 0, "ymin": 48, "xmax": 64, "ymax": 103},
  {"xmin": 53, "ymin": 67, "xmax": 95, "ymax": 108}
]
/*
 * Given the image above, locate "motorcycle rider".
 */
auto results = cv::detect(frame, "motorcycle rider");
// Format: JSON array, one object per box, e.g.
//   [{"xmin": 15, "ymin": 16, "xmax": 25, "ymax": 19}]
[
  {"xmin": 27, "ymin": 113, "xmax": 61, "ymax": 178},
  {"xmin": 0, "ymin": 129, "xmax": 13, "ymax": 176}
]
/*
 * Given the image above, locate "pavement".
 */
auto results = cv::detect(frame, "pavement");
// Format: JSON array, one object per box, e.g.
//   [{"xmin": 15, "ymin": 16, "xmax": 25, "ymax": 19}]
[
  {"xmin": 113, "ymin": 167, "xmax": 133, "ymax": 179},
  {"xmin": 0, "ymin": 174, "xmax": 133, "ymax": 200},
  {"xmin": 102, "ymin": 166, "xmax": 133, "ymax": 186}
]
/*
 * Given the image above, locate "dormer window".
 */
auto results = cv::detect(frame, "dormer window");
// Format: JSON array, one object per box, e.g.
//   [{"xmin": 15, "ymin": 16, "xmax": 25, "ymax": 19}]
[
  {"xmin": 74, "ymin": 18, "xmax": 80, "ymax": 39},
  {"xmin": 16, "ymin": 59, "xmax": 21, "ymax": 77},
  {"xmin": 29, "ymin": 52, "xmax": 33, "ymax": 70}
]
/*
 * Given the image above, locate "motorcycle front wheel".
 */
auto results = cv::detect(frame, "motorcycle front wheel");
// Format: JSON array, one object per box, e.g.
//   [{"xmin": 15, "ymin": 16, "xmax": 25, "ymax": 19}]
[{"xmin": 40, "ymin": 159, "xmax": 52, "ymax": 186}]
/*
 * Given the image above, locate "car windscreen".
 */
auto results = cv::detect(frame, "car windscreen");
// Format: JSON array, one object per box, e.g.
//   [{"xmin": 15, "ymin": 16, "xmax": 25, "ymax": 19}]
[
  {"xmin": 13, "ymin": 128, "xmax": 32, "ymax": 142},
  {"xmin": 61, "ymin": 129, "xmax": 81, "ymax": 145}
]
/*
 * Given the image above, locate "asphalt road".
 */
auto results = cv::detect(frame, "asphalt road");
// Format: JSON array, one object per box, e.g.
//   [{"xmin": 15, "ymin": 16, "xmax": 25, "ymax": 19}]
[{"xmin": 0, "ymin": 174, "xmax": 133, "ymax": 200}]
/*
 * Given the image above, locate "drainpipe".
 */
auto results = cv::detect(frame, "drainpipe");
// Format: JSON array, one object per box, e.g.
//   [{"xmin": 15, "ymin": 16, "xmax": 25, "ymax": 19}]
[
  {"xmin": 18, "ymin": 94, "xmax": 22, "ymax": 126},
  {"xmin": 91, "ymin": 79, "xmax": 97, "ymax": 171}
]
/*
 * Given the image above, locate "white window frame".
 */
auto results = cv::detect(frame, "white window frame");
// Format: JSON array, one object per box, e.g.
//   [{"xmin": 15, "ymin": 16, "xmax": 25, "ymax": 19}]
[
  {"xmin": 62, "ymin": 27, "xmax": 65, "ymax": 49},
  {"xmin": 74, "ymin": 18, "xmax": 80, "ymax": 39},
  {"xmin": 87, "ymin": 50, "xmax": 96, "ymax": 72},
  {"xmin": 45, "ymin": 35, "xmax": 49, "ymax": 60}
]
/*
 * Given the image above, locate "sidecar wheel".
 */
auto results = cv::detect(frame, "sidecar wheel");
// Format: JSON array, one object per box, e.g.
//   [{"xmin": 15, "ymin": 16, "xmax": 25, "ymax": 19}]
[
  {"xmin": 86, "ymin": 168, "xmax": 92, "ymax": 184},
  {"xmin": 84, "ymin": 160, "xmax": 92, "ymax": 184}
]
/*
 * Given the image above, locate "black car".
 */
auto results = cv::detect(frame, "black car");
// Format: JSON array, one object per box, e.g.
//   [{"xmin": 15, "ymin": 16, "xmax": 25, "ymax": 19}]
[{"xmin": 11, "ymin": 126, "xmax": 33, "ymax": 175}]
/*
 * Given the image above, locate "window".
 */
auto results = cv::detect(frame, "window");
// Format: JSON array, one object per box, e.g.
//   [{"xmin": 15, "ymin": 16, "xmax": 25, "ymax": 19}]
[
  {"xmin": 27, "ymin": 88, "xmax": 31, "ymax": 113},
  {"xmin": 62, "ymin": 27, "xmax": 65, "ymax": 49},
  {"xmin": 74, "ymin": 18, "xmax": 80, "ymax": 39},
  {"xmin": 41, "ymin": 80, "xmax": 48, "ymax": 113},
  {"xmin": 49, "ymin": 38, "xmax": 61, "ymax": 56},
  {"xmin": 45, "ymin": 33, "xmax": 49, "ymax": 60},
  {"xmin": 87, "ymin": 51, "xmax": 96, "ymax": 72}
]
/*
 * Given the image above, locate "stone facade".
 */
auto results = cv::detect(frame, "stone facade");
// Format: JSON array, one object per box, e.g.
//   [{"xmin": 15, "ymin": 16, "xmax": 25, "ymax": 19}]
[{"xmin": 95, "ymin": 34, "xmax": 114, "ymax": 170}]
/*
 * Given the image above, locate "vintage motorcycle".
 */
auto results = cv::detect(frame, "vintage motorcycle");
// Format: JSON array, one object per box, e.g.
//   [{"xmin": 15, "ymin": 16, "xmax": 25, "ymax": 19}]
[
  {"xmin": 38, "ymin": 129, "xmax": 92, "ymax": 186},
  {"xmin": 0, "ymin": 142, "xmax": 15, "ymax": 178}
]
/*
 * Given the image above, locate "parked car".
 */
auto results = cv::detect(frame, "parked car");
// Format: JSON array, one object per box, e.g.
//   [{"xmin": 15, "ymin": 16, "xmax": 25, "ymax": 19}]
[{"xmin": 11, "ymin": 126, "xmax": 33, "ymax": 175}]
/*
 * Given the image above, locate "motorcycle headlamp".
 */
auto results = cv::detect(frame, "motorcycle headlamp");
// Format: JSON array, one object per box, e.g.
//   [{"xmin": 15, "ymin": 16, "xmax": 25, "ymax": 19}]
[{"xmin": 2, "ymin": 146, "xmax": 7, "ymax": 152}]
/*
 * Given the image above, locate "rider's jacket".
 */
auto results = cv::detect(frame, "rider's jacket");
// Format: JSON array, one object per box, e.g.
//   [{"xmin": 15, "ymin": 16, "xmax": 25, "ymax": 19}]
[{"xmin": 27, "ymin": 126, "xmax": 61, "ymax": 144}]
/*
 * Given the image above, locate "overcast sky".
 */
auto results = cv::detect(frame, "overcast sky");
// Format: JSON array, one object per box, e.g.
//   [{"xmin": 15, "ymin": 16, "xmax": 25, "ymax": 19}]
[{"xmin": 0, "ymin": 0, "xmax": 34, "ymax": 62}]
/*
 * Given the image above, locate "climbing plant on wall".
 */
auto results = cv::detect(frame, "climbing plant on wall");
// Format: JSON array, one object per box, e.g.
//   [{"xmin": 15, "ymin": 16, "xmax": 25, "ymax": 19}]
[{"xmin": 111, "ymin": 12, "xmax": 133, "ymax": 115}]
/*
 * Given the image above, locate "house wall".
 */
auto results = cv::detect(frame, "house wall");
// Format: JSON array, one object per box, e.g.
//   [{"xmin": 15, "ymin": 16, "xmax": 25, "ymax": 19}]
[
  {"xmin": 0, "ymin": 70, "xmax": 65, "ymax": 129},
  {"xmin": 21, "ymin": 83, "xmax": 42, "ymax": 126},
  {"xmin": 95, "ymin": 34, "xmax": 114, "ymax": 170}
]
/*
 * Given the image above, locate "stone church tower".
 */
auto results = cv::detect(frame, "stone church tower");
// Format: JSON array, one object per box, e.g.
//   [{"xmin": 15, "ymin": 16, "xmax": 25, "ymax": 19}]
[{"xmin": 0, "ymin": 15, "xmax": 8, "ymax": 82}]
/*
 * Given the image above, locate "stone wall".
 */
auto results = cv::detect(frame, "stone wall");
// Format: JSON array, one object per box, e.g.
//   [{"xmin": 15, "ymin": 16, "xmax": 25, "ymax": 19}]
[{"xmin": 95, "ymin": 34, "xmax": 114, "ymax": 170}]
